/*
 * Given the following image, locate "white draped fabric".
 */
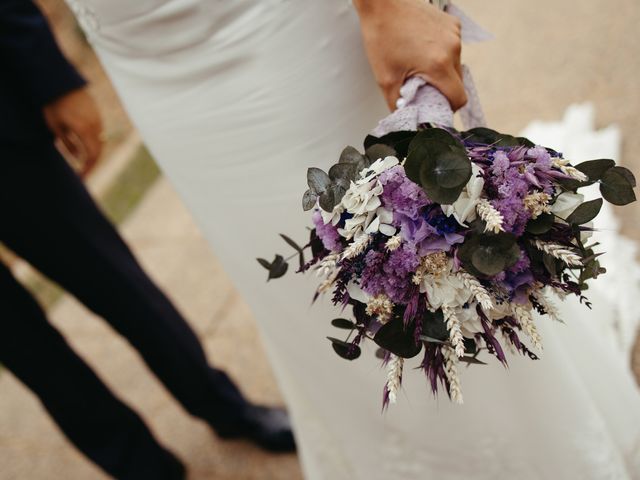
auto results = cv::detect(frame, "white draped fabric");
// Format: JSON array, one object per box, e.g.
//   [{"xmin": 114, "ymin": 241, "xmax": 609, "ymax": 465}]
[{"xmin": 67, "ymin": 1, "xmax": 640, "ymax": 478}]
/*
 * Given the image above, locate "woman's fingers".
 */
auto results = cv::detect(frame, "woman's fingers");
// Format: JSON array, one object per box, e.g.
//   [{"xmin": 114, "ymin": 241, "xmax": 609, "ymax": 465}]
[{"xmin": 356, "ymin": 0, "xmax": 467, "ymax": 113}]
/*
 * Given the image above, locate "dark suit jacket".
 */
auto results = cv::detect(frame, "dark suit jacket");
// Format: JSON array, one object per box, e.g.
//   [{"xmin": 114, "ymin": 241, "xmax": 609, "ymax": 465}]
[{"xmin": 0, "ymin": 0, "xmax": 86, "ymax": 144}]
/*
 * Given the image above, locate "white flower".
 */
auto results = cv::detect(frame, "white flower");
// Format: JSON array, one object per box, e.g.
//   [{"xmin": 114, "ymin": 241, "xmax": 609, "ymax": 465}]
[
  {"xmin": 420, "ymin": 262, "xmax": 473, "ymax": 309},
  {"xmin": 341, "ymin": 179, "xmax": 383, "ymax": 216},
  {"xmin": 357, "ymin": 156, "xmax": 399, "ymax": 184},
  {"xmin": 442, "ymin": 164, "xmax": 485, "ymax": 226},
  {"xmin": 338, "ymin": 178, "xmax": 395, "ymax": 239},
  {"xmin": 551, "ymin": 192, "xmax": 584, "ymax": 220},
  {"xmin": 346, "ymin": 280, "xmax": 371, "ymax": 304},
  {"xmin": 483, "ymin": 301, "xmax": 512, "ymax": 321},
  {"xmin": 364, "ymin": 207, "xmax": 396, "ymax": 236},
  {"xmin": 320, "ymin": 203, "xmax": 343, "ymax": 226},
  {"xmin": 456, "ymin": 304, "xmax": 485, "ymax": 336}
]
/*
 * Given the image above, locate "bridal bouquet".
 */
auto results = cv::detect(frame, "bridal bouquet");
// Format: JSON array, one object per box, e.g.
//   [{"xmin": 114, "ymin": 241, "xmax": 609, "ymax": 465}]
[{"xmin": 259, "ymin": 125, "xmax": 637, "ymax": 406}]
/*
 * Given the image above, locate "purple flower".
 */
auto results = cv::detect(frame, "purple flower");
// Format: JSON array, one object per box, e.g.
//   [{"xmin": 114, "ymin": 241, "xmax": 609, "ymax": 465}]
[
  {"xmin": 360, "ymin": 243, "xmax": 419, "ymax": 304},
  {"xmin": 312, "ymin": 210, "xmax": 342, "ymax": 252},
  {"xmin": 379, "ymin": 166, "xmax": 430, "ymax": 220},
  {"xmin": 491, "ymin": 150, "xmax": 510, "ymax": 176}
]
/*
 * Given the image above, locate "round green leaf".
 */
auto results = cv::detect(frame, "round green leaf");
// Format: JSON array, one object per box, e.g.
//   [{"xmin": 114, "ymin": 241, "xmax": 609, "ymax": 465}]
[
  {"xmin": 471, "ymin": 248, "xmax": 506, "ymax": 276},
  {"xmin": 364, "ymin": 131, "xmax": 416, "ymax": 158},
  {"xmin": 422, "ymin": 149, "xmax": 472, "ymax": 189},
  {"xmin": 575, "ymin": 159, "xmax": 615, "ymax": 182},
  {"xmin": 327, "ymin": 337, "xmax": 361, "ymax": 360},
  {"xmin": 331, "ymin": 318, "xmax": 356, "ymax": 330},
  {"xmin": 566, "ymin": 198, "xmax": 603, "ymax": 225},
  {"xmin": 600, "ymin": 167, "xmax": 637, "ymax": 205},
  {"xmin": 373, "ymin": 317, "xmax": 422, "ymax": 359},
  {"xmin": 421, "ymin": 310, "xmax": 449, "ymax": 342},
  {"xmin": 526, "ymin": 212, "xmax": 555, "ymax": 234},
  {"xmin": 365, "ymin": 143, "xmax": 397, "ymax": 162},
  {"xmin": 302, "ymin": 189, "xmax": 317, "ymax": 211},
  {"xmin": 339, "ymin": 146, "xmax": 366, "ymax": 165},
  {"xmin": 307, "ymin": 168, "xmax": 331, "ymax": 194},
  {"xmin": 267, "ymin": 254, "xmax": 288, "ymax": 281}
]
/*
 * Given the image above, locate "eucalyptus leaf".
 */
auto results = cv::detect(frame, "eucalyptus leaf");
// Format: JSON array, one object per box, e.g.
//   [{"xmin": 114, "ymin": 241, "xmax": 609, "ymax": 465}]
[
  {"xmin": 364, "ymin": 131, "xmax": 416, "ymax": 158},
  {"xmin": 525, "ymin": 213, "xmax": 555, "ymax": 234},
  {"xmin": 374, "ymin": 316, "xmax": 422, "ymax": 358},
  {"xmin": 329, "ymin": 163, "xmax": 358, "ymax": 189},
  {"xmin": 307, "ymin": 167, "xmax": 331, "ymax": 194},
  {"xmin": 279, "ymin": 234, "xmax": 303, "ymax": 252},
  {"xmin": 410, "ymin": 128, "xmax": 466, "ymax": 154},
  {"xmin": 600, "ymin": 167, "xmax": 637, "ymax": 205},
  {"xmin": 421, "ymin": 182, "xmax": 466, "ymax": 205},
  {"xmin": 516, "ymin": 137, "xmax": 535, "ymax": 147},
  {"xmin": 256, "ymin": 258, "xmax": 271, "ymax": 270},
  {"xmin": 613, "ymin": 166, "xmax": 637, "ymax": 187},
  {"xmin": 268, "ymin": 254, "xmax": 289, "ymax": 281},
  {"xmin": 543, "ymin": 253, "xmax": 560, "ymax": 277},
  {"xmin": 375, "ymin": 348, "xmax": 388, "ymax": 360},
  {"xmin": 459, "ymin": 233, "xmax": 519, "ymax": 277},
  {"xmin": 459, "ymin": 356, "xmax": 488, "ymax": 365},
  {"xmin": 339, "ymin": 146, "xmax": 366, "ymax": 165},
  {"xmin": 365, "ymin": 143, "xmax": 396, "ymax": 163},
  {"xmin": 471, "ymin": 248, "xmax": 506, "ymax": 276},
  {"xmin": 327, "ymin": 337, "xmax": 361, "ymax": 360},
  {"xmin": 575, "ymin": 159, "xmax": 615, "ymax": 182},
  {"xmin": 318, "ymin": 184, "xmax": 345, "ymax": 212},
  {"xmin": 421, "ymin": 310, "xmax": 449, "ymax": 342},
  {"xmin": 331, "ymin": 318, "xmax": 356, "ymax": 330},
  {"xmin": 302, "ymin": 189, "xmax": 317, "ymax": 211},
  {"xmin": 566, "ymin": 198, "xmax": 603, "ymax": 225},
  {"xmin": 424, "ymin": 149, "xmax": 472, "ymax": 189}
]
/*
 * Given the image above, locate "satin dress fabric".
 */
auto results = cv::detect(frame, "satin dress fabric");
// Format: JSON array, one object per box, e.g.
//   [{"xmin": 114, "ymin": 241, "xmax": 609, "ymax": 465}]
[{"xmin": 67, "ymin": 1, "xmax": 640, "ymax": 478}]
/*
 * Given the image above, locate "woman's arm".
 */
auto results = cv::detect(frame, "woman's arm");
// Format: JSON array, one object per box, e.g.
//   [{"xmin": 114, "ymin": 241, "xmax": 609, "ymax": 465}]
[{"xmin": 353, "ymin": 0, "xmax": 466, "ymax": 111}]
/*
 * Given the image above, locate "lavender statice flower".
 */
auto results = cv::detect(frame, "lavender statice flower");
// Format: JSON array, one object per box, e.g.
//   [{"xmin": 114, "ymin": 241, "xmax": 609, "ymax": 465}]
[
  {"xmin": 360, "ymin": 243, "xmax": 420, "ymax": 304},
  {"xmin": 312, "ymin": 210, "xmax": 342, "ymax": 252},
  {"xmin": 490, "ymin": 166, "xmax": 533, "ymax": 236},
  {"xmin": 490, "ymin": 150, "xmax": 511, "ymax": 176},
  {"xmin": 379, "ymin": 166, "xmax": 430, "ymax": 220}
]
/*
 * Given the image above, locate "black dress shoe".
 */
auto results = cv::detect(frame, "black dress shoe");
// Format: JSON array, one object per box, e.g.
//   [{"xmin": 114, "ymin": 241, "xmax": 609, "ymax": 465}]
[{"xmin": 216, "ymin": 405, "xmax": 296, "ymax": 453}]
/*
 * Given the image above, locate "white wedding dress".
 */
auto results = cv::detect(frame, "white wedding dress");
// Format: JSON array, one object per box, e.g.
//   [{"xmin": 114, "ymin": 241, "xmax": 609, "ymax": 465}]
[{"xmin": 66, "ymin": 1, "xmax": 640, "ymax": 478}]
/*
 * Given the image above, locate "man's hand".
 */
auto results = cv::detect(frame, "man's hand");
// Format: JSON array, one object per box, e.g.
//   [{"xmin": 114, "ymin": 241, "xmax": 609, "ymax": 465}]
[
  {"xmin": 354, "ymin": 0, "xmax": 466, "ymax": 111},
  {"xmin": 43, "ymin": 87, "xmax": 103, "ymax": 176}
]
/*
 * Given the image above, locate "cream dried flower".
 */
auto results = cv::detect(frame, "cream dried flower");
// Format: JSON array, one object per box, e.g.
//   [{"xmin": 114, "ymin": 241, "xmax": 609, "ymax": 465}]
[
  {"xmin": 532, "ymin": 290, "xmax": 563, "ymax": 323},
  {"xmin": 342, "ymin": 234, "xmax": 371, "ymax": 260},
  {"xmin": 523, "ymin": 192, "xmax": 552, "ymax": 219},
  {"xmin": 455, "ymin": 270, "xmax": 494, "ymax": 311},
  {"xmin": 413, "ymin": 251, "xmax": 449, "ymax": 284},
  {"xmin": 443, "ymin": 347, "xmax": 464, "ymax": 404},
  {"xmin": 552, "ymin": 158, "xmax": 588, "ymax": 181},
  {"xmin": 533, "ymin": 240, "xmax": 583, "ymax": 267},
  {"xmin": 385, "ymin": 234, "xmax": 402, "ymax": 251},
  {"xmin": 443, "ymin": 304, "xmax": 465, "ymax": 358},
  {"xmin": 476, "ymin": 199, "xmax": 504, "ymax": 233},
  {"xmin": 366, "ymin": 294, "xmax": 394, "ymax": 324},
  {"xmin": 512, "ymin": 303, "xmax": 543, "ymax": 351},
  {"xmin": 385, "ymin": 354, "xmax": 404, "ymax": 405}
]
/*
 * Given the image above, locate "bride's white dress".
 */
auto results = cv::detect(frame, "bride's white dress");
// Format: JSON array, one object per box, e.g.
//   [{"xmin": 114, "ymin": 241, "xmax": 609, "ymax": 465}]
[{"xmin": 67, "ymin": 1, "xmax": 640, "ymax": 478}]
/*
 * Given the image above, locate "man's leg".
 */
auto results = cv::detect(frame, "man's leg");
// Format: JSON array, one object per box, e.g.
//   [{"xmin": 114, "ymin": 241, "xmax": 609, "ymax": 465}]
[
  {"xmin": 0, "ymin": 142, "xmax": 251, "ymax": 431},
  {"xmin": 0, "ymin": 262, "xmax": 185, "ymax": 480}
]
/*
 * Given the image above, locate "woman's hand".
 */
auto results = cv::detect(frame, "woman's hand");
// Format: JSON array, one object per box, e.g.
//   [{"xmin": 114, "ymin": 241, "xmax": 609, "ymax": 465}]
[{"xmin": 354, "ymin": 0, "xmax": 466, "ymax": 111}]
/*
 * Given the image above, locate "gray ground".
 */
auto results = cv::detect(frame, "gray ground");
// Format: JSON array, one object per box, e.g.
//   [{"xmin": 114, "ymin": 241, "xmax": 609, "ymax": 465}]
[{"xmin": 1, "ymin": 1, "xmax": 638, "ymax": 479}]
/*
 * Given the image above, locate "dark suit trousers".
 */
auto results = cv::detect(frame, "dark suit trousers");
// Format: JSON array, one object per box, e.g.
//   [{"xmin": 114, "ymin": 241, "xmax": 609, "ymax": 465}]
[{"xmin": 0, "ymin": 141, "xmax": 250, "ymax": 479}]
